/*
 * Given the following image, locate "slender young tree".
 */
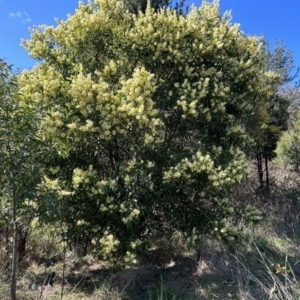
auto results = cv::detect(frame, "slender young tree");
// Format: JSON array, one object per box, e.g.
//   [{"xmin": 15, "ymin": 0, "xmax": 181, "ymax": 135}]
[{"xmin": 0, "ymin": 58, "xmax": 41, "ymax": 299}]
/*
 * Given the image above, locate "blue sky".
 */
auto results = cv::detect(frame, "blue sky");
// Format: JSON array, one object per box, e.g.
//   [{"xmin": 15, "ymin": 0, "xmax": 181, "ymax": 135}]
[{"xmin": 0, "ymin": 0, "xmax": 299, "ymax": 80}]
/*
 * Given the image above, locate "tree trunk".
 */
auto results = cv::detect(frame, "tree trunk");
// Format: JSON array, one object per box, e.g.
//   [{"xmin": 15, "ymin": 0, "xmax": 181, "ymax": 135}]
[
  {"xmin": 10, "ymin": 197, "xmax": 18, "ymax": 300},
  {"xmin": 264, "ymin": 146, "xmax": 270, "ymax": 190},
  {"xmin": 10, "ymin": 161, "xmax": 18, "ymax": 300},
  {"xmin": 256, "ymin": 148, "xmax": 264, "ymax": 187}
]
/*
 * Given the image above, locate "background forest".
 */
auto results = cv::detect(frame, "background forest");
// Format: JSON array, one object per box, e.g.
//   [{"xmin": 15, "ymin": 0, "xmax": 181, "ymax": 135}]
[{"xmin": 1, "ymin": 0, "xmax": 300, "ymax": 299}]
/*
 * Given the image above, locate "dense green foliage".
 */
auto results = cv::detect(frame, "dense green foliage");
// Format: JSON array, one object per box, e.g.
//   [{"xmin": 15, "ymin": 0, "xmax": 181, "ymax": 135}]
[
  {"xmin": 0, "ymin": 60, "xmax": 40, "ymax": 221},
  {"xmin": 250, "ymin": 41, "xmax": 298, "ymax": 187},
  {"xmin": 276, "ymin": 109, "xmax": 300, "ymax": 172},
  {"xmin": 0, "ymin": 58, "xmax": 42, "ymax": 300}
]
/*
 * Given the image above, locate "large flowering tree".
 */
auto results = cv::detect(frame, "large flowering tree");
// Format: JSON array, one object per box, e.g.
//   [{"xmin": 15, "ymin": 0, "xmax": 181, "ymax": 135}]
[{"xmin": 19, "ymin": 0, "xmax": 277, "ymax": 262}]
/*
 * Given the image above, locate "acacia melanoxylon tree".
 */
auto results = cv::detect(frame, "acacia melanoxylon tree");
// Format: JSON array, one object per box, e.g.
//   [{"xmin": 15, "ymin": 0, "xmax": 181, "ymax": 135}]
[{"xmin": 19, "ymin": 0, "xmax": 277, "ymax": 262}]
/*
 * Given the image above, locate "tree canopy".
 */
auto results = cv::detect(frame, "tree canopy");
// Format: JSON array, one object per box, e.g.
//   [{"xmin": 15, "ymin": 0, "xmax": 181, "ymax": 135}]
[{"xmin": 19, "ymin": 0, "xmax": 277, "ymax": 262}]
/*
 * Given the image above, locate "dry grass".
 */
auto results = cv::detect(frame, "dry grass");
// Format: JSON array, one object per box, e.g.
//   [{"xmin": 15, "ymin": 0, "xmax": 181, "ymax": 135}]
[
  {"xmin": 1, "ymin": 231, "xmax": 300, "ymax": 299},
  {"xmin": 1, "ymin": 162, "xmax": 300, "ymax": 299}
]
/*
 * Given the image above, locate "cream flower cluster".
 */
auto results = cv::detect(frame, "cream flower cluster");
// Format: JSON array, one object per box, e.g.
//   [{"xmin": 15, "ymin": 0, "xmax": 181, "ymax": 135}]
[
  {"xmin": 99, "ymin": 196, "xmax": 119, "ymax": 213},
  {"xmin": 99, "ymin": 234, "xmax": 120, "ymax": 260},
  {"xmin": 19, "ymin": 64, "xmax": 66, "ymax": 104},
  {"xmin": 72, "ymin": 165, "xmax": 97, "ymax": 188},
  {"xmin": 39, "ymin": 176, "xmax": 73, "ymax": 197},
  {"xmin": 163, "ymin": 149, "xmax": 247, "ymax": 192},
  {"xmin": 124, "ymin": 251, "xmax": 137, "ymax": 264},
  {"xmin": 121, "ymin": 208, "xmax": 140, "ymax": 224}
]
